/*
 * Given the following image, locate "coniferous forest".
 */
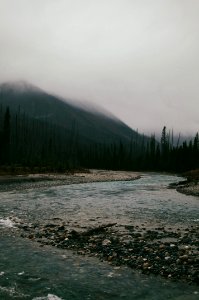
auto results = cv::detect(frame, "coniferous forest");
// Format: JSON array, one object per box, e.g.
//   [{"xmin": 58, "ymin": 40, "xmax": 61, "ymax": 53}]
[{"xmin": 0, "ymin": 104, "xmax": 198, "ymax": 174}]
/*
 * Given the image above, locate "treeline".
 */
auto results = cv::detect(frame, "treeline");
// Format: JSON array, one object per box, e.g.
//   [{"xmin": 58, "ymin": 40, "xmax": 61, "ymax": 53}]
[
  {"xmin": 142, "ymin": 127, "xmax": 199, "ymax": 172},
  {"xmin": 0, "ymin": 105, "xmax": 198, "ymax": 173},
  {"xmin": 81, "ymin": 127, "xmax": 199, "ymax": 172},
  {"xmin": 0, "ymin": 105, "xmax": 80, "ymax": 171}
]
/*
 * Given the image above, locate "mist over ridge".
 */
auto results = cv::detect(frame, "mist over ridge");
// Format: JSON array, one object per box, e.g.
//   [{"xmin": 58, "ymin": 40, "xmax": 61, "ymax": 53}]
[
  {"xmin": 0, "ymin": 80, "xmax": 143, "ymax": 146},
  {"xmin": 0, "ymin": 1, "xmax": 198, "ymax": 135}
]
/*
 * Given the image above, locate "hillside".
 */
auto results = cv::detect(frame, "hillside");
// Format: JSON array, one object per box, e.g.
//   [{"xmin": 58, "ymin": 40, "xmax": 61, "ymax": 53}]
[
  {"xmin": 0, "ymin": 81, "xmax": 198, "ymax": 173},
  {"xmin": 0, "ymin": 81, "xmax": 143, "ymax": 145},
  {"xmin": 0, "ymin": 80, "xmax": 150, "ymax": 171}
]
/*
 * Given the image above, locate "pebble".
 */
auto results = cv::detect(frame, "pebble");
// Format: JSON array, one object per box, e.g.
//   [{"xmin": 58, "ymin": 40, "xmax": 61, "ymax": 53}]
[
  {"xmin": 184, "ymin": 245, "xmax": 190, "ymax": 250},
  {"xmin": 18, "ymin": 271, "xmax": 25, "ymax": 276},
  {"xmin": 102, "ymin": 239, "xmax": 111, "ymax": 246},
  {"xmin": 180, "ymin": 255, "xmax": 189, "ymax": 261},
  {"xmin": 165, "ymin": 256, "xmax": 171, "ymax": 261}
]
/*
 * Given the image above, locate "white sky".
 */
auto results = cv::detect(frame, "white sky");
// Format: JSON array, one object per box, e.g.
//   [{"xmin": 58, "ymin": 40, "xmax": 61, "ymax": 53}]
[{"xmin": 0, "ymin": 0, "xmax": 199, "ymax": 135}]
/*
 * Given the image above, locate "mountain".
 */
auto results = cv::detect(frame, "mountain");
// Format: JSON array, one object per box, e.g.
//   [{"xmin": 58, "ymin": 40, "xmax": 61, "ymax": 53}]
[
  {"xmin": 0, "ymin": 81, "xmax": 144, "ymax": 145},
  {"xmin": 2, "ymin": 81, "xmax": 196, "ymax": 173}
]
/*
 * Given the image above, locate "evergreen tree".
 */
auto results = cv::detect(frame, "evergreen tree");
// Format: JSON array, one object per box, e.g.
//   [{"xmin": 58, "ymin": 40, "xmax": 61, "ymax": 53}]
[{"xmin": 2, "ymin": 107, "xmax": 11, "ymax": 164}]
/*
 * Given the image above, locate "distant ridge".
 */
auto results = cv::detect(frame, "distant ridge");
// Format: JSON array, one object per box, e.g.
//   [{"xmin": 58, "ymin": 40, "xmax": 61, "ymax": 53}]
[{"xmin": 0, "ymin": 80, "xmax": 145, "ymax": 145}]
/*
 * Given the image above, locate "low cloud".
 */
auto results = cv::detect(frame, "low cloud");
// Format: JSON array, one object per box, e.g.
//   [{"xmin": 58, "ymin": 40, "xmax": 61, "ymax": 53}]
[{"xmin": 0, "ymin": 0, "xmax": 198, "ymax": 135}]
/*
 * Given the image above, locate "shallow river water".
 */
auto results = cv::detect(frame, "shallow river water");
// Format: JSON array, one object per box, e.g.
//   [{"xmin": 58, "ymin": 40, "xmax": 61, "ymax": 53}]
[{"xmin": 0, "ymin": 173, "xmax": 198, "ymax": 299}]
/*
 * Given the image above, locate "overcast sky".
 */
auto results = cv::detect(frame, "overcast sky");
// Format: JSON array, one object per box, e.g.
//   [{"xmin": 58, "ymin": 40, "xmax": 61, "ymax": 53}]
[{"xmin": 0, "ymin": 0, "xmax": 199, "ymax": 135}]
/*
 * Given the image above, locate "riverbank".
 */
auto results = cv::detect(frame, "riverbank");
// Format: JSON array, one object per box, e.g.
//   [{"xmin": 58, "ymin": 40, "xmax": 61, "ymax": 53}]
[
  {"xmin": 176, "ymin": 182, "xmax": 199, "ymax": 197},
  {"xmin": 0, "ymin": 169, "xmax": 140, "ymax": 192},
  {"xmin": 176, "ymin": 169, "xmax": 199, "ymax": 197},
  {"xmin": 11, "ymin": 217, "xmax": 199, "ymax": 285},
  {"xmin": 1, "ymin": 168, "xmax": 199, "ymax": 197}
]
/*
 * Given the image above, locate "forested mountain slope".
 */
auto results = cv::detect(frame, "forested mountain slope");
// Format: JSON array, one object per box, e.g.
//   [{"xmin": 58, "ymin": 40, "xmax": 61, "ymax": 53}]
[
  {"xmin": 1, "ymin": 81, "xmax": 197, "ymax": 172},
  {"xmin": 0, "ymin": 81, "xmax": 148, "ymax": 171},
  {"xmin": 0, "ymin": 81, "xmax": 144, "ymax": 145}
]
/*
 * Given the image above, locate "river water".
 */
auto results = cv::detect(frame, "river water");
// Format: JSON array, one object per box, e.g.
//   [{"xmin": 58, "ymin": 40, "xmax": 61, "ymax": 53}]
[{"xmin": 0, "ymin": 173, "xmax": 198, "ymax": 299}]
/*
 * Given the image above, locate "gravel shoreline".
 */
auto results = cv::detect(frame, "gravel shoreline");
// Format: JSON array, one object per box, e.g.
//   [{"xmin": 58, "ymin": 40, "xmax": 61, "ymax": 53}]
[
  {"xmin": 176, "ymin": 182, "xmax": 199, "ymax": 197},
  {"xmin": 1, "ymin": 169, "xmax": 199, "ymax": 197},
  {"xmin": 175, "ymin": 169, "xmax": 199, "ymax": 197},
  {"xmin": 0, "ymin": 169, "xmax": 140, "ymax": 192},
  {"xmin": 8, "ymin": 217, "xmax": 198, "ymax": 285}
]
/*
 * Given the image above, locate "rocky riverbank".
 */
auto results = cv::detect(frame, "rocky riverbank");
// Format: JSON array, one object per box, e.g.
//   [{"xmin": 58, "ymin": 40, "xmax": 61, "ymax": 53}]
[
  {"xmin": 9, "ymin": 218, "xmax": 198, "ymax": 285},
  {"xmin": 175, "ymin": 169, "xmax": 199, "ymax": 197},
  {"xmin": 176, "ymin": 182, "xmax": 199, "ymax": 197},
  {"xmin": 0, "ymin": 169, "xmax": 140, "ymax": 192},
  {"xmin": 1, "ymin": 168, "xmax": 199, "ymax": 197}
]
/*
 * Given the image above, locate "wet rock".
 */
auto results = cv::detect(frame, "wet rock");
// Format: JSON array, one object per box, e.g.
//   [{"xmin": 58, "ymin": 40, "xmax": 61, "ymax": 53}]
[
  {"xmin": 102, "ymin": 239, "xmax": 111, "ymax": 246},
  {"xmin": 180, "ymin": 255, "xmax": 189, "ymax": 261},
  {"xmin": 159, "ymin": 244, "xmax": 165, "ymax": 249}
]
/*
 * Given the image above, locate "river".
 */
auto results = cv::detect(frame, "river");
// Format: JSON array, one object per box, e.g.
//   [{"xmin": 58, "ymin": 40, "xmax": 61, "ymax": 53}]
[{"xmin": 0, "ymin": 173, "xmax": 198, "ymax": 299}]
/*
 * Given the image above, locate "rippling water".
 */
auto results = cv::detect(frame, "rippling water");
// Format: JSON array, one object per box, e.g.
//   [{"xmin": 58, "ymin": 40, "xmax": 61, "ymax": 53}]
[{"xmin": 0, "ymin": 173, "xmax": 198, "ymax": 299}]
